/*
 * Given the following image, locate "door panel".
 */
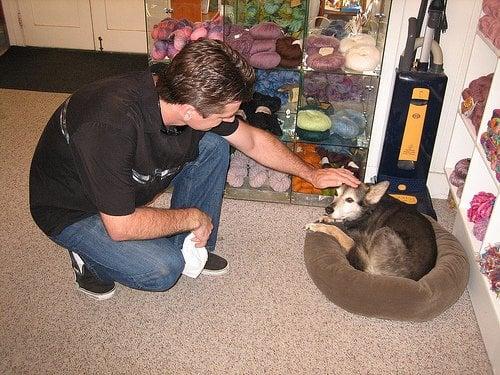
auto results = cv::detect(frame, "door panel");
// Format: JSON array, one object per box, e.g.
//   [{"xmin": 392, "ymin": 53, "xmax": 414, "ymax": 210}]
[
  {"xmin": 90, "ymin": 0, "xmax": 147, "ymax": 53},
  {"xmin": 170, "ymin": 0, "xmax": 202, "ymax": 22},
  {"xmin": 18, "ymin": 0, "xmax": 94, "ymax": 49}
]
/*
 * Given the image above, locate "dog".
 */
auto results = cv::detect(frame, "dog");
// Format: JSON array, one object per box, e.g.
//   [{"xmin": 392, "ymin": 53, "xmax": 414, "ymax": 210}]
[{"xmin": 306, "ymin": 181, "xmax": 437, "ymax": 280}]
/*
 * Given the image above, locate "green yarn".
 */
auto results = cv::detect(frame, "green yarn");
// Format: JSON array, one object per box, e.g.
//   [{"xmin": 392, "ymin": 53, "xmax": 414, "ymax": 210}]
[{"xmin": 297, "ymin": 110, "xmax": 332, "ymax": 131}]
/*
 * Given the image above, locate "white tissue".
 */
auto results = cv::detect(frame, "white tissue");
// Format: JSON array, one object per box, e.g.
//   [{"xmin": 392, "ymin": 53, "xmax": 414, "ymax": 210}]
[{"xmin": 181, "ymin": 233, "xmax": 208, "ymax": 278}]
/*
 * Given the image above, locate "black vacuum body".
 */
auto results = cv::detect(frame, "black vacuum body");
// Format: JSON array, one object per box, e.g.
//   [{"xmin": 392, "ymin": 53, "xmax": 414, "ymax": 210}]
[{"xmin": 377, "ymin": 70, "xmax": 447, "ymax": 218}]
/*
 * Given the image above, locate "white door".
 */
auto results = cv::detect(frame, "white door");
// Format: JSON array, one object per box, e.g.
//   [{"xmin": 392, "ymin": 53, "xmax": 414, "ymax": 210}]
[
  {"xmin": 89, "ymin": 0, "xmax": 147, "ymax": 53},
  {"xmin": 16, "ymin": 0, "xmax": 147, "ymax": 52},
  {"xmin": 17, "ymin": 0, "xmax": 95, "ymax": 49}
]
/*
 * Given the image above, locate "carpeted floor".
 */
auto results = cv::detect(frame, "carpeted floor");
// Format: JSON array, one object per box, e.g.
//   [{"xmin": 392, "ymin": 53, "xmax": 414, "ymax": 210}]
[
  {"xmin": 0, "ymin": 88, "xmax": 492, "ymax": 374},
  {"xmin": 0, "ymin": 46, "xmax": 148, "ymax": 93}
]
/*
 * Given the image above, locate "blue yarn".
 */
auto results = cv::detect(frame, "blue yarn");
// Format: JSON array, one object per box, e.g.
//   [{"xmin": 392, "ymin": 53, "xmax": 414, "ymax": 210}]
[
  {"xmin": 330, "ymin": 109, "xmax": 366, "ymax": 139},
  {"xmin": 255, "ymin": 69, "xmax": 301, "ymax": 106}
]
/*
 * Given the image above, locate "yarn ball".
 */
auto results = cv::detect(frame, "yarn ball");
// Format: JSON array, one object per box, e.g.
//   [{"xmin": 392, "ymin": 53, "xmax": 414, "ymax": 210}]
[
  {"xmin": 268, "ymin": 170, "xmax": 291, "ymax": 192},
  {"xmin": 306, "ymin": 51, "xmax": 345, "ymax": 71},
  {"xmin": 207, "ymin": 25, "xmax": 224, "ymax": 41},
  {"xmin": 456, "ymin": 185, "xmax": 464, "ymax": 199},
  {"xmin": 330, "ymin": 109, "xmax": 366, "ymax": 139},
  {"xmin": 250, "ymin": 39, "xmax": 277, "ymax": 54},
  {"xmin": 248, "ymin": 161, "xmax": 268, "ymax": 188},
  {"xmin": 152, "ymin": 40, "xmax": 168, "ymax": 60},
  {"xmin": 249, "ymin": 22, "xmax": 283, "ymax": 40},
  {"xmin": 276, "ymin": 37, "xmax": 302, "ymax": 59},
  {"xmin": 473, "ymin": 218, "xmax": 489, "ymax": 241},
  {"xmin": 297, "ymin": 110, "xmax": 332, "ymax": 131},
  {"xmin": 344, "ymin": 45, "xmax": 381, "ymax": 72},
  {"xmin": 467, "ymin": 192, "xmax": 496, "ymax": 223},
  {"xmin": 306, "ymin": 34, "xmax": 341, "ymax": 50},
  {"xmin": 339, "ymin": 34, "xmax": 377, "ymax": 53},
  {"xmin": 190, "ymin": 26, "xmax": 208, "ymax": 41},
  {"xmin": 296, "ymin": 127, "xmax": 331, "ymax": 142},
  {"xmin": 449, "ymin": 170, "xmax": 466, "ymax": 188},
  {"xmin": 226, "ymin": 150, "xmax": 249, "ymax": 188},
  {"xmin": 222, "ymin": 23, "xmax": 254, "ymax": 60},
  {"xmin": 454, "ymin": 158, "xmax": 471, "ymax": 178},
  {"xmin": 276, "ymin": 37, "xmax": 302, "ymax": 68},
  {"xmin": 321, "ymin": 19, "xmax": 348, "ymax": 39},
  {"xmin": 479, "ymin": 244, "xmax": 500, "ymax": 294},
  {"xmin": 255, "ymin": 69, "xmax": 301, "ymax": 105},
  {"xmin": 250, "ymin": 52, "xmax": 281, "ymax": 69}
]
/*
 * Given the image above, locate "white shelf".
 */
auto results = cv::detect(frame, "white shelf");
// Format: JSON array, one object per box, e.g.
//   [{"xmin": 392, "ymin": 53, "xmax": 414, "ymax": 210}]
[
  {"xmin": 477, "ymin": 29, "xmax": 500, "ymax": 58},
  {"xmin": 444, "ymin": 167, "xmax": 461, "ymax": 205},
  {"xmin": 445, "ymin": 3, "xmax": 500, "ymax": 371},
  {"xmin": 476, "ymin": 141, "xmax": 500, "ymax": 191},
  {"xmin": 458, "ymin": 112, "xmax": 479, "ymax": 143}
]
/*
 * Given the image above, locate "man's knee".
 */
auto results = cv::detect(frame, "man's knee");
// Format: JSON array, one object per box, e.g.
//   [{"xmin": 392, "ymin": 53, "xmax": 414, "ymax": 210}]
[{"xmin": 131, "ymin": 259, "xmax": 184, "ymax": 292}]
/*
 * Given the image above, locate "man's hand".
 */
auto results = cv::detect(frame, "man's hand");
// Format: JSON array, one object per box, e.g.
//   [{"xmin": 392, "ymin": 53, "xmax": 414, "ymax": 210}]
[
  {"xmin": 191, "ymin": 208, "xmax": 213, "ymax": 248},
  {"xmin": 309, "ymin": 167, "xmax": 360, "ymax": 189}
]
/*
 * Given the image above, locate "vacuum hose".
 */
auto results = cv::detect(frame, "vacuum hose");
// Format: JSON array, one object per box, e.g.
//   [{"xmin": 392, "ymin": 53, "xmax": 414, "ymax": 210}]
[{"xmin": 414, "ymin": 37, "xmax": 444, "ymax": 73}]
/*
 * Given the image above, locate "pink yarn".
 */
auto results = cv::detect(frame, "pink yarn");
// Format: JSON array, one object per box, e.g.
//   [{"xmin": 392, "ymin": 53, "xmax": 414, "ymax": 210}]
[
  {"xmin": 483, "ymin": 0, "xmax": 500, "ymax": 17},
  {"xmin": 268, "ymin": 170, "xmax": 291, "ymax": 192},
  {"xmin": 249, "ymin": 22, "xmax": 283, "ymax": 40},
  {"xmin": 248, "ymin": 160, "xmax": 268, "ymax": 188},
  {"xmin": 226, "ymin": 151, "xmax": 248, "ymax": 188},
  {"xmin": 250, "ymin": 39, "xmax": 277, "ymax": 54},
  {"xmin": 190, "ymin": 27, "xmax": 208, "ymax": 41},
  {"xmin": 467, "ymin": 192, "xmax": 496, "ymax": 223},
  {"xmin": 249, "ymin": 52, "xmax": 281, "ymax": 69}
]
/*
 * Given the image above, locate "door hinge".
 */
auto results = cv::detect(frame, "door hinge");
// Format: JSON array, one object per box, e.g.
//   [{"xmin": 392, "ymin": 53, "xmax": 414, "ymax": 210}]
[{"xmin": 17, "ymin": 12, "xmax": 23, "ymax": 28}]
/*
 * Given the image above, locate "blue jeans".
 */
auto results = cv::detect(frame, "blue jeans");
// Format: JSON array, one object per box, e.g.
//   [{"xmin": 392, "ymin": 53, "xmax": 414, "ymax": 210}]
[{"xmin": 51, "ymin": 133, "xmax": 229, "ymax": 291}]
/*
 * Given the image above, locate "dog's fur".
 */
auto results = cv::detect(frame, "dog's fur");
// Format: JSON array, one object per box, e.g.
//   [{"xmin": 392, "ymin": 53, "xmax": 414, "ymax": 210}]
[{"xmin": 306, "ymin": 181, "xmax": 437, "ymax": 280}]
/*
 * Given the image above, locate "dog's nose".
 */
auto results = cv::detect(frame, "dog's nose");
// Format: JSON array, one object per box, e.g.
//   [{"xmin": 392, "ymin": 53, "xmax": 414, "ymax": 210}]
[{"xmin": 325, "ymin": 206, "xmax": 334, "ymax": 214}]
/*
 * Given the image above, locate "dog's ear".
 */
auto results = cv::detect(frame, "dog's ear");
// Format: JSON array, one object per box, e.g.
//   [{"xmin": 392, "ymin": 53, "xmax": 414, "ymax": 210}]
[{"xmin": 364, "ymin": 181, "xmax": 390, "ymax": 205}]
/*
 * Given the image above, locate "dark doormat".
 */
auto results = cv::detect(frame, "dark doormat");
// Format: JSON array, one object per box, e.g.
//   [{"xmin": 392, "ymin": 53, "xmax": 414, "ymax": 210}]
[{"xmin": 0, "ymin": 46, "xmax": 148, "ymax": 93}]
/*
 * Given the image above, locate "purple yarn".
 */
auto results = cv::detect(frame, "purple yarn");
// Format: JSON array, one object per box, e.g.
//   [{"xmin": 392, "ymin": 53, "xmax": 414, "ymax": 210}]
[
  {"xmin": 250, "ymin": 52, "xmax": 281, "ymax": 69},
  {"xmin": 303, "ymin": 73, "xmax": 363, "ymax": 102},
  {"xmin": 473, "ymin": 218, "xmax": 489, "ymax": 241},
  {"xmin": 453, "ymin": 158, "xmax": 471, "ymax": 178},
  {"xmin": 249, "ymin": 22, "xmax": 283, "ymax": 40},
  {"xmin": 449, "ymin": 170, "xmax": 465, "ymax": 187}
]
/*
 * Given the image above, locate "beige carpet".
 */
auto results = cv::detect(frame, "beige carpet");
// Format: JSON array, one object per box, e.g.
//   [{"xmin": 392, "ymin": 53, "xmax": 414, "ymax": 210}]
[{"xmin": 0, "ymin": 89, "xmax": 492, "ymax": 374}]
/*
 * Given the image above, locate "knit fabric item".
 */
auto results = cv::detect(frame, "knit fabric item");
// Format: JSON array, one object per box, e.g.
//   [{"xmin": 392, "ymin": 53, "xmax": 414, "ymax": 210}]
[{"xmin": 330, "ymin": 108, "xmax": 366, "ymax": 139}]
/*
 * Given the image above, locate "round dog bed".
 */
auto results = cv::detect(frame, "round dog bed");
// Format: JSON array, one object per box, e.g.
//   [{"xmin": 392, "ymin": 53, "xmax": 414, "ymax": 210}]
[{"xmin": 304, "ymin": 219, "xmax": 469, "ymax": 321}]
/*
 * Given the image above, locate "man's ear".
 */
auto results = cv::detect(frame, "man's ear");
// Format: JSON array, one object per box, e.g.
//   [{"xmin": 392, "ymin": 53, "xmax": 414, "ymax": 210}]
[
  {"xmin": 181, "ymin": 104, "xmax": 197, "ymax": 121},
  {"xmin": 364, "ymin": 181, "xmax": 390, "ymax": 205}
]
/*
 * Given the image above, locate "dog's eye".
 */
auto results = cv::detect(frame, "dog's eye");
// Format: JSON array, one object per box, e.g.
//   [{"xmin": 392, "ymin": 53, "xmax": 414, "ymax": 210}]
[{"xmin": 345, "ymin": 198, "xmax": 354, "ymax": 203}]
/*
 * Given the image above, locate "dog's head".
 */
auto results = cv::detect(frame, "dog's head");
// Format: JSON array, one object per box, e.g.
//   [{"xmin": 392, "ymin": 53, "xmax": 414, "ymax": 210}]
[{"xmin": 323, "ymin": 181, "xmax": 390, "ymax": 222}]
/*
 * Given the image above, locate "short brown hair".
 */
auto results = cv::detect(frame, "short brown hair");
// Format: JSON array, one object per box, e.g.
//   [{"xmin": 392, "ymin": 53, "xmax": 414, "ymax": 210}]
[{"xmin": 156, "ymin": 39, "xmax": 255, "ymax": 117}]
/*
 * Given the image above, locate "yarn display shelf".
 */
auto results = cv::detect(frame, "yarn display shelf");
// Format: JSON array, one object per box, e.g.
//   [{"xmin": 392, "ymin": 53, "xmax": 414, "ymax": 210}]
[
  {"xmin": 302, "ymin": 65, "xmax": 381, "ymax": 77},
  {"xmin": 477, "ymin": 144, "xmax": 500, "ymax": 190},
  {"xmin": 477, "ymin": 29, "xmax": 500, "ymax": 58},
  {"xmin": 290, "ymin": 191, "xmax": 335, "ymax": 207},
  {"xmin": 444, "ymin": 167, "xmax": 461, "ymax": 206},
  {"xmin": 459, "ymin": 112, "xmax": 479, "ymax": 143},
  {"xmin": 293, "ymin": 131, "xmax": 369, "ymax": 149},
  {"xmin": 454, "ymin": 215, "xmax": 500, "ymax": 330},
  {"xmin": 224, "ymin": 180, "xmax": 290, "ymax": 204}
]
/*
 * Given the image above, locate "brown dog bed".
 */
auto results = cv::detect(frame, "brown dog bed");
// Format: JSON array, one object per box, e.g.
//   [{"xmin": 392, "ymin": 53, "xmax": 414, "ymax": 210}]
[{"xmin": 304, "ymin": 219, "xmax": 469, "ymax": 321}]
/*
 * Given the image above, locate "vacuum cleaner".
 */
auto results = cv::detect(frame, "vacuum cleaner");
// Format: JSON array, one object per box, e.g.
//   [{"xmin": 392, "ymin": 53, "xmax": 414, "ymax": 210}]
[{"xmin": 377, "ymin": 0, "xmax": 448, "ymax": 219}]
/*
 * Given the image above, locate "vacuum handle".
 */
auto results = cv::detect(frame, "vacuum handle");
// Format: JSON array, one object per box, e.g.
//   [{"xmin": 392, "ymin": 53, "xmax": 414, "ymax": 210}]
[{"xmin": 399, "ymin": 17, "xmax": 418, "ymax": 71}]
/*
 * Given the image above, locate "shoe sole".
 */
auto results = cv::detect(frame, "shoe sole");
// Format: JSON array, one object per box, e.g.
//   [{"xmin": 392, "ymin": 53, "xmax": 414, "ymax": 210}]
[
  {"xmin": 201, "ymin": 266, "xmax": 229, "ymax": 276},
  {"xmin": 75, "ymin": 283, "xmax": 116, "ymax": 300}
]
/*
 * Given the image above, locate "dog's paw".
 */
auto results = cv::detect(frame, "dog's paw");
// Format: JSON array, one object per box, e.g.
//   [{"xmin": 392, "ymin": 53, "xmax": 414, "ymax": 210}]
[{"xmin": 305, "ymin": 222, "xmax": 324, "ymax": 232}]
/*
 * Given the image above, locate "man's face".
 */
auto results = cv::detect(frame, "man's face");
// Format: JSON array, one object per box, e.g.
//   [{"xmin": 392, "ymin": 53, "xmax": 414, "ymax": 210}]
[{"xmin": 187, "ymin": 101, "xmax": 241, "ymax": 131}]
